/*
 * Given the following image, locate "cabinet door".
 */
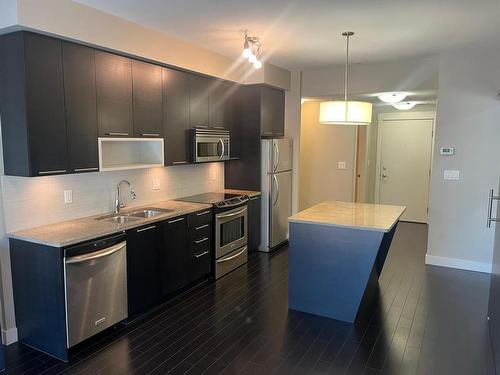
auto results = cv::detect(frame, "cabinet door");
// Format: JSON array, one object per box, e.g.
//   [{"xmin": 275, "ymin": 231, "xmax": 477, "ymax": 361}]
[
  {"xmin": 163, "ymin": 68, "xmax": 191, "ymax": 166},
  {"xmin": 95, "ymin": 51, "xmax": 133, "ymax": 137},
  {"xmin": 132, "ymin": 60, "xmax": 163, "ymax": 137},
  {"xmin": 126, "ymin": 224, "xmax": 162, "ymax": 317},
  {"xmin": 209, "ymin": 81, "xmax": 232, "ymax": 130},
  {"xmin": 189, "ymin": 75, "xmax": 211, "ymax": 129},
  {"xmin": 161, "ymin": 216, "xmax": 189, "ymax": 296},
  {"xmin": 271, "ymin": 89, "xmax": 285, "ymax": 137},
  {"xmin": 24, "ymin": 33, "xmax": 68, "ymax": 176},
  {"xmin": 62, "ymin": 42, "xmax": 99, "ymax": 174},
  {"xmin": 260, "ymin": 87, "xmax": 274, "ymax": 137},
  {"xmin": 248, "ymin": 196, "xmax": 261, "ymax": 251}
]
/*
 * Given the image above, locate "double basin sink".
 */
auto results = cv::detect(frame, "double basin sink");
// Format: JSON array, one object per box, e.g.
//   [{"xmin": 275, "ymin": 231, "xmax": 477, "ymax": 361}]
[{"xmin": 96, "ymin": 207, "xmax": 175, "ymax": 224}]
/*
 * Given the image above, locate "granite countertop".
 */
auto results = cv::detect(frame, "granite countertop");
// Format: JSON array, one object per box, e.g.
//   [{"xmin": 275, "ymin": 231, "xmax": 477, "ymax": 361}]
[
  {"xmin": 219, "ymin": 189, "xmax": 261, "ymax": 198},
  {"xmin": 288, "ymin": 201, "xmax": 406, "ymax": 232},
  {"xmin": 8, "ymin": 200, "xmax": 212, "ymax": 248}
]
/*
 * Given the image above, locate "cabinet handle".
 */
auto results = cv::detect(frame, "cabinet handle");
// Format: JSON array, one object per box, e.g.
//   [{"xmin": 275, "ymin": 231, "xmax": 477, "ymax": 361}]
[
  {"xmin": 74, "ymin": 167, "xmax": 99, "ymax": 172},
  {"xmin": 136, "ymin": 225, "xmax": 156, "ymax": 233},
  {"xmin": 262, "ymin": 131, "xmax": 273, "ymax": 135},
  {"xmin": 249, "ymin": 196, "xmax": 259, "ymax": 201},
  {"xmin": 194, "ymin": 251, "xmax": 210, "ymax": 258},
  {"xmin": 195, "ymin": 125, "xmax": 209, "ymax": 129},
  {"xmin": 38, "ymin": 169, "xmax": 67, "ymax": 175},
  {"xmin": 195, "ymin": 224, "xmax": 209, "ymax": 230},
  {"xmin": 172, "ymin": 161, "xmax": 188, "ymax": 165},
  {"xmin": 212, "ymin": 126, "xmax": 225, "ymax": 129},
  {"xmin": 168, "ymin": 217, "xmax": 185, "ymax": 224},
  {"xmin": 196, "ymin": 210, "xmax": 211, "ymax": 217},
  {"xmin": 106, "ymin": 132, "xmax": 129, "ymax": 136},
  {"xmin": 141, "ymin": 133, "xmax": 160, "ymax": 137},
  {"xmin": 194, "ymin": 237, "xmax": 209, "ymax": 244}
]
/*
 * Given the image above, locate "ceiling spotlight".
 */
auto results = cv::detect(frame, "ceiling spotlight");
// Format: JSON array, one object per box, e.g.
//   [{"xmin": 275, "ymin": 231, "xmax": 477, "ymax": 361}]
[
  {"xmin": 378, "ymin": 92, "xmax": 408, "ymax": 104},
  {"xmin": 242, "ymin": 38, "xmax": 252, "ymax": 58},
  {"xmin": 392, "ymin": 101, "xmax": 417, "ymax": 110},
  {"xmin": 253, "ymin": 60, "xmax": 262, "ymax": 69},
  {"xmin": 249, "ymin": 53, "xmax": 257, "ymax": 63}
]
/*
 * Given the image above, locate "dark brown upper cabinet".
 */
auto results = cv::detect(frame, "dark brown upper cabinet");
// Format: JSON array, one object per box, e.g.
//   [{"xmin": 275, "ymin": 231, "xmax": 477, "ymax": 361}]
[
  {"xmin": 163, "ymin": 67, "xmax": 191, "ymax": 166},
  {"xmin": 95, "ymin": 51, "xmax": 133, "ymax": 137},
  {"xmin": 209, "ymin": 81, "xmax": 234, "ymax": 130},
  {"xmin": 189, "ymin": 75, "xmax": 211, "ymax": 129},
  {"xmin": 62, "ymin": 42, "xmax": 99, "ymax": 174},
  {"xmin": 0, "ymin": 32, "xmax": 68, "ymax": 177},
  {"xmin": 260, "ymin": 85, "xmax": 285, "ymax": 138},
  {"xmin": 132, "ymin": 60, "xmax": 163, "ymax": 137}
]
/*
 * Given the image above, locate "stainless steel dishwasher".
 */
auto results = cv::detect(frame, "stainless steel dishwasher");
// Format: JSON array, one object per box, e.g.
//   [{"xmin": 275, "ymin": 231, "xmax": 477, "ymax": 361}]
[{"xmin": 64, "ymin": 233, "xmax": 128, "ymax": 348}]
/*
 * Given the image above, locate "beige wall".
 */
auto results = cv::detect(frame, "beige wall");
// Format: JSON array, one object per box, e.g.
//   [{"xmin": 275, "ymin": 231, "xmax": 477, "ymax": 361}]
[
  {"xmin": 299, "ymin": 101, "xmax": 356, "ymax": 210},
  {"xmin": 4, "ymin": 0, "xmax": 291, "ymax": 89}
]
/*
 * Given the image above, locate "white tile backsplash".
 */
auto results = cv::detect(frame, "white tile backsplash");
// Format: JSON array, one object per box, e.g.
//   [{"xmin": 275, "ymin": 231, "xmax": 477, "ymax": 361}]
[{"xmin": 1, "ymin": 163, "xmax": 224, "ymax": 232}]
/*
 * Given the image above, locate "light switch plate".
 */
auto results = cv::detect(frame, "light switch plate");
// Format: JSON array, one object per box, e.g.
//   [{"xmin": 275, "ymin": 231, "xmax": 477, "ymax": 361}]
[
  {"xmin": 338, "ymin": 161, "xmax": 347, "ymax": 170},
  {"xmin": 152, "ymin": 178, "xmax": 161, "ymax": 191},
  {"xmin": 444, "ymin": 170, "xmax": 460, "ymax": 180},
  {"xmin": 64, "ymin": 190, "xmax": 73, "ymax": 204}
]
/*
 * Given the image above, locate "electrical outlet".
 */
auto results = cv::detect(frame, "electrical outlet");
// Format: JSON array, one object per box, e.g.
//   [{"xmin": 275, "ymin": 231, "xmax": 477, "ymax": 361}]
[
  {"xmin": 444, "ymin": 170, "xmax": 460, "ymax": 180},
  {"xmin": 152, "ymin": 178, "xmax": 161, "ymax": 191},
  {"xmin": 64, "ymin": 190, "xmax": 73, "ymax": 204},
  {"xmin": 211, "ymin": 172, "xmax": 217, "ymax": 181},
  {"xmin": 338, "ymin": 161, "xmax": 347, "ymax": 170}
]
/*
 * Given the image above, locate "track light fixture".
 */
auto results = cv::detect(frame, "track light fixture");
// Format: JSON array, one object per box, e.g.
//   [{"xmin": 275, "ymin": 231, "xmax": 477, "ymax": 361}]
[{"xmin": 242, "ymin": 31, "xmax": 262, "ymax": 69}]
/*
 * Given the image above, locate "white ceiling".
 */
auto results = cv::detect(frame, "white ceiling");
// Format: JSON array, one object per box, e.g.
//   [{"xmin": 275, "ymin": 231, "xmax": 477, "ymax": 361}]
[{"xmin": 76, "ymin": 0, "xmax": 500, "ymax": 69}]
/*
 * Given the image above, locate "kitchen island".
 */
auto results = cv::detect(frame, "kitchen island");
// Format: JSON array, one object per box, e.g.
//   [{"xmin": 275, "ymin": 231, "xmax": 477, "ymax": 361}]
[{"xmin": 288, "ymin": 201, "xmax": 406, "ymax": 323}]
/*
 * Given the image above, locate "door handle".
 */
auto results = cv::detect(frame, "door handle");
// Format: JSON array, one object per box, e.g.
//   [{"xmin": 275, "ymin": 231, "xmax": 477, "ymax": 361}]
[
  {"xmin": 168, "ymin": 217, "xmax": 185, "ymax": 224},
  {"xmin": 216, "ymin": 208, "xmax": 246, "ymax": 219},
  {"xmin": 218, "ymin": 138, "xmax": 225, "ymax": 160},
  {"xmin": 488, "ymin": 189, "xmax": 500, "ymax": 228},
  {"xmin": 273, "ymin": 175, "xmax": 279, "ymax": 206},
  {"xmin": 381, "ymin": 174, "xmax": 389, "ymax": 179},
  {"xmin": 136, "ymin": 225, "xmax": 156, "ymax": 233},
  {"xmin": 66, "ymin": 242, "xmax": 126, "ymax": 264},
  {"xmin": 273, "ymin": 142, "xmax": 279, "ymax": 172},
  {"xmin": 217, "ymin": 247, "xmax": 247, "ymax": 263}
]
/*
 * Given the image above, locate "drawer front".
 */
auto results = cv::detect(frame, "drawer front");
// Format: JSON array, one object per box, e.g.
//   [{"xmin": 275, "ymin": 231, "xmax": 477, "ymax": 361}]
[
  {"xmin": 190, "ymin": 248, "xmax": 211, "ymax": 281},
  {"xmin": 188, "ymin": 222, "xmax": 212, "ymax": 242},
  {"xmin": 188, "ymin": 209, "xmax": 213, "ymax": 228},
  {"xmin": 215, "ymin": 246, "xmax": 247, "ymax": 279},
  {"xmin": 190, "ymin": 235, "xmax": 211, "ymax": 255}
]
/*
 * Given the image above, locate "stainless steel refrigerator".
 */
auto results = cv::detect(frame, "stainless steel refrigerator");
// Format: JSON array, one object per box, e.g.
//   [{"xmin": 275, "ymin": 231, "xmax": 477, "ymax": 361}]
[{"xmin": 260, "ymin": 138, "xmax": 292, "ymax": 252}]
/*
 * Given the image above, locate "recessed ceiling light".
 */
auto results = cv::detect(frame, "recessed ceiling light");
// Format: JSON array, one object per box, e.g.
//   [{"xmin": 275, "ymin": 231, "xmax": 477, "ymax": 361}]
[
  {"xmin": 378, "ymin": 92, "xmax": 408, "ymax": 103},
  {"xmin": 392, "ymin": 101, "xmax": 417, "ymax": 110}
]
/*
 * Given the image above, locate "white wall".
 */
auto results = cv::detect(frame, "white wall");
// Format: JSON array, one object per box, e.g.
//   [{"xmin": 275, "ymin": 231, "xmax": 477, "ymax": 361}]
[
  {"xmin": 302, "ymin": 57, "xmax": 439, "ymax": 98},
  {"xmin": 0, "ymin": 0, "xmax": 17, "ymax": 29},
  {"xmin": 285, "ymin": 70, "xmax": 302, "ymax": 214},
  {"xmin": 299, "ymin": 101, "xmax": 357, "ymax": 210},
  {"xmin": 427, "ymin": 44, "xmax": 500, "ymax": 273}
]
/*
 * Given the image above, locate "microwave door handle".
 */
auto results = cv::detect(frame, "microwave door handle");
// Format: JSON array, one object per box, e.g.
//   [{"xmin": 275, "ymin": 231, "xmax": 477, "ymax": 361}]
[{"xmin": 219, "ymin": 138, "xmax": 225, "ymax": 160}]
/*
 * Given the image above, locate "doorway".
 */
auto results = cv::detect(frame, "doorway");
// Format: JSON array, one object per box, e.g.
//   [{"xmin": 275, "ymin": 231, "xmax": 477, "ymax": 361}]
[{"xmin": 376, "ymin": 111, "xmax": 435, "ymax": 223}]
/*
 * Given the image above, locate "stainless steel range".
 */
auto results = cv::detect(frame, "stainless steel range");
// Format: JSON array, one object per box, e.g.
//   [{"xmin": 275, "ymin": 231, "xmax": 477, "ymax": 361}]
[{"xmin": 177, "ymin": 192, "xmax": 249, "ymax": 279}]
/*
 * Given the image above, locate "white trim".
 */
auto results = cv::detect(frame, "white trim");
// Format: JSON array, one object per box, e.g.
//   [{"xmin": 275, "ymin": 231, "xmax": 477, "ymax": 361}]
[
  {"xmin": 2, "ymin": 326, "xmax": 18, "ymax": 345},
  {"xmin": 425, "ymin": 254, "xmax": 492, "ymax": 274}
]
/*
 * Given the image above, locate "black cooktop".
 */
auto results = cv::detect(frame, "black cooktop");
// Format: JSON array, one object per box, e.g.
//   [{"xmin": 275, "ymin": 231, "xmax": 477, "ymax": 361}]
[{"xmin": 178, "ymin": 192, "xmax": 248, "ymax": 208}]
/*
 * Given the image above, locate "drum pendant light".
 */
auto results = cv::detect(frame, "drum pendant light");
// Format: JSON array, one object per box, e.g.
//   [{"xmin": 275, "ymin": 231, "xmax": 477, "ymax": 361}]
[{"xmin": 319, "ymin": 32, "xmax": 372, "ymax": 126}]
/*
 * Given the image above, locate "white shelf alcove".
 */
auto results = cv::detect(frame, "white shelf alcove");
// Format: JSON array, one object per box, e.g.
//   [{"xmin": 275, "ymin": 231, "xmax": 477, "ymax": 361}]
[{"xmin": 98, "ymin": 137, "xmax": 165, "ymax": 172}]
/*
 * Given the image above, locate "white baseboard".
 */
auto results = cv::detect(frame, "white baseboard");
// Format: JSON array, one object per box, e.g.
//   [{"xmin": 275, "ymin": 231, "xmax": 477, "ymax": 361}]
[
  {"xmin": 425, "ymin": 254, "xmax": 492, "ymax": 274},
  {"xmin": 2, "ymin": 326, "xmax": 18, "ymax": 345}
]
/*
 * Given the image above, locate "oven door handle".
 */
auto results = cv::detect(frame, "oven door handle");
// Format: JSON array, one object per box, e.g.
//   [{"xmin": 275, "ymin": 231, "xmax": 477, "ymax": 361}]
[
  {"xmin": 216, "ymin": 208, "xmax": 246, "ymax": 219},
  {"xmin": 218, "ymin": 247, "xmax": 247, "ymax": 262}
]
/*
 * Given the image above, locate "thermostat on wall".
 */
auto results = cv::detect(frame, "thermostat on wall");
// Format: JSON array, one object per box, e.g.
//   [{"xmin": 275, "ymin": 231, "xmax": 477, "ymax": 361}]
[{"xmin": 440, "ymin": 147, "xmax": 455, "ymax": 156}]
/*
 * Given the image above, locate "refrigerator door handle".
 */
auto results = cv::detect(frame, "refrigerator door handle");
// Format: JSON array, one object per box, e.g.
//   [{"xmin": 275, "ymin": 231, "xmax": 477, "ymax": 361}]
[
  {"xmin": 273, "ymin": 142, "xmax": 279, "ymax": 172},
  {"xmin": 273, "ymin": 175, "xmax": 279, "ymax": 206}
]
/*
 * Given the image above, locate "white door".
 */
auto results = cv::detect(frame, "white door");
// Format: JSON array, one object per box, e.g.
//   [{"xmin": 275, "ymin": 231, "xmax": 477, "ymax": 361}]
[{"xmin": 377, "ymin": 115, "xmax": 434, "ymax": 223}]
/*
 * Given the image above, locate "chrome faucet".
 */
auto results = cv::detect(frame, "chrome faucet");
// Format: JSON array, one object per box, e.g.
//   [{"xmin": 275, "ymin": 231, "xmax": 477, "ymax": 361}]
[{"xmin": 115, "ymin": 180, "xmax": 136, "ymax": 213}]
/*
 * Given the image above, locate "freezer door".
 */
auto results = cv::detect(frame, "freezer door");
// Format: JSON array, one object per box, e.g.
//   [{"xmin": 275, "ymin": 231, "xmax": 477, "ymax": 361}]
[
  {"xmin": 270, "ymin": 171, "xmax": 292, "ymax": 248},
  {"xmin": 272, "ymin": 138, "xmax": 292, "ymax": 173}
]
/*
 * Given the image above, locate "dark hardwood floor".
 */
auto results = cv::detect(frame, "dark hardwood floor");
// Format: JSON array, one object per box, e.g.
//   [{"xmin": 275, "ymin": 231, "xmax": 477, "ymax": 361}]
[{"xmin": 2, "ymin": 222, "xmax": 495, "ymax": 374}]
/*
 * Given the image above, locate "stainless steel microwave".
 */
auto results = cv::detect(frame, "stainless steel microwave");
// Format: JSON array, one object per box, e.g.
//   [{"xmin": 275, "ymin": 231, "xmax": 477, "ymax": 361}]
[{"xmin": 192, "ymin": 129, "xmax": 230, "ymax": 163}]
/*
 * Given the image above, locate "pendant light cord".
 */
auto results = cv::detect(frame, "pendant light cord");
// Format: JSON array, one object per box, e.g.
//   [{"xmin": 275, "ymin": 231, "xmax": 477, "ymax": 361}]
[{"xmin": 343, "ymin": 32, "xmax": 353, "ymax": 101}]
